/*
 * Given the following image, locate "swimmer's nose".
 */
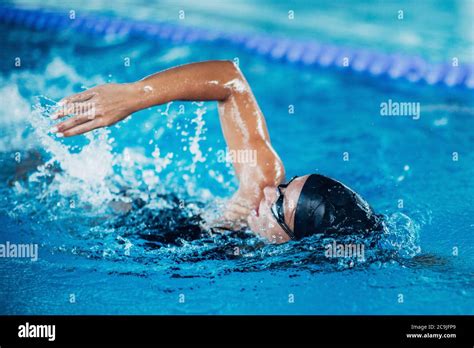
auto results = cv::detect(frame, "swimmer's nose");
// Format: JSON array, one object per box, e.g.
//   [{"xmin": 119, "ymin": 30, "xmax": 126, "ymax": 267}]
[{"xmin": 263, "ymin": 186, "xmax": 278, "ymax": 203}]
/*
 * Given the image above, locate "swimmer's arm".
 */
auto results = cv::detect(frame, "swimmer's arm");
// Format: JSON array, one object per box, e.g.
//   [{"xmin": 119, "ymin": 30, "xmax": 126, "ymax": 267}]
[
  {"xmin": 52, "ymin": 60, "xmax": 239, "ymax": 134},
  {"xmin": 53, "ymin": 60, "xmax": 284, "ymax": 217}
]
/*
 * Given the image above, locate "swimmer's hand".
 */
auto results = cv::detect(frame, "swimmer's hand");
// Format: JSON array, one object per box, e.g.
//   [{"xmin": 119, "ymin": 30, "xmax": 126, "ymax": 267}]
[{"xmin": 51, "ymin": 83, "xmax": 141, "ymax": 137}]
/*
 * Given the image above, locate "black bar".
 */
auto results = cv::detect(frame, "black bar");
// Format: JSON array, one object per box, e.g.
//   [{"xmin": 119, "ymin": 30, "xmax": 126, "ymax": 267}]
[{"xmin": 0, "ymin": 315, "xmax": 472, "ymax": 346}]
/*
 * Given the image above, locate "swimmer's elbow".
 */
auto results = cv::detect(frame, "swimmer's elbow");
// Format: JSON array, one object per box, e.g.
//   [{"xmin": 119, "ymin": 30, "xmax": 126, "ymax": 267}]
[{"xmin": 218, "ymin": 60, "xmax": 245, "ymax": 100}]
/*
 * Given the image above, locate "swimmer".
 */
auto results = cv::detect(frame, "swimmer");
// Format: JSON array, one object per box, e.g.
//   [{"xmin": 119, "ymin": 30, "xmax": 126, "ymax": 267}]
[{"xmin": 52, "ymin": 60, "xmax": 382, "ymax": 244}]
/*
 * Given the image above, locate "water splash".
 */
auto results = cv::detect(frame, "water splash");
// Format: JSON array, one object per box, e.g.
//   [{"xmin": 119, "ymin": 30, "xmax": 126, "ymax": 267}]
[
  {"xmin": 186, "ymin": 102, "xmax": 208, "ymax": 174},
  {"xmin": 0, "ymin": 84, "xmax": 37, "ymax": 152},
  {"xmin": 27, "ymin": 99, "xmax": 118, "ymax": 208},
  {"xmin": 8, "ymin": 88, "xmax": 221, "ymax": 213},
  {"xmin": 378, "ymin": 212, "xmax": 422, "ymax": 259}
]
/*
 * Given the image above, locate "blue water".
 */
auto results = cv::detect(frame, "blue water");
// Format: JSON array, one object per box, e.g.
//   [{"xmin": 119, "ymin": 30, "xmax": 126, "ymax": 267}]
[{"xmin": 0, "ymin": 0, "xmax": 473, "ymax": 314}]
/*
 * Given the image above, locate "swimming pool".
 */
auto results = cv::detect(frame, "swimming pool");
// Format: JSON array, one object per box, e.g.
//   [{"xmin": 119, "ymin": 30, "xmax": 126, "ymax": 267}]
[{"xmin": 0, "ymin": 0, "xmax": 473, "ymax": 315}]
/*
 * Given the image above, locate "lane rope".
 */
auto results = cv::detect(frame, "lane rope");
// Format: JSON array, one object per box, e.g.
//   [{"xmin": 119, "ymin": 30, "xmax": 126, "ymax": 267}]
[{"xmin": 1, "ymin": 6, "xmax": 473, "ymax": 90}]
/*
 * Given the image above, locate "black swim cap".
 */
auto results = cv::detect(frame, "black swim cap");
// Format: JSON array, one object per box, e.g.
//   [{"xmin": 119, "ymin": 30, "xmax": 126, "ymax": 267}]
[{"xmin": 293, "ymin": 174, "xmax": 382, "ymax": 239}]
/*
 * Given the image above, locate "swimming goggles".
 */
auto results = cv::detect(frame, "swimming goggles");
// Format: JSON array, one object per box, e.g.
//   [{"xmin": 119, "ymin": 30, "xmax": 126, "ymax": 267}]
[{"xmin": 270, "ymin": 176, "xmax": 298, "ymax": 240}]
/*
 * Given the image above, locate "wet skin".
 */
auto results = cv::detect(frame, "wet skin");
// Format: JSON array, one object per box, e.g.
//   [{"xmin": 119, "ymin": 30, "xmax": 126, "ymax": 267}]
[{"xmin": 52, "ymin": 60, "xmax": 305, "ymax": 243}]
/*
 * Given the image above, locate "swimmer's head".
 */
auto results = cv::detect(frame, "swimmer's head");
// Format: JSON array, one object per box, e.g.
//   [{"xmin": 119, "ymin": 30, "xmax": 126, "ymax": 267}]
[{"xmin": 247, "ymin": 174, "xmax": 382, "ymax": 244}]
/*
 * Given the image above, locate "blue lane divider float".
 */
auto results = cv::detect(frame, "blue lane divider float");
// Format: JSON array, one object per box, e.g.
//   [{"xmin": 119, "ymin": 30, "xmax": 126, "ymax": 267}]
[{"xmin": 1, "ymin": 6, "xmax": 473, "ymax": 90}]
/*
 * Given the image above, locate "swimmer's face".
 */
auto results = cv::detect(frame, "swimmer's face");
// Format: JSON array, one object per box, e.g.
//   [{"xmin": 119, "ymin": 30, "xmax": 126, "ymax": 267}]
[{"xmin": 247, "ymin": 175, "xmax": 309, "ymax": 244}]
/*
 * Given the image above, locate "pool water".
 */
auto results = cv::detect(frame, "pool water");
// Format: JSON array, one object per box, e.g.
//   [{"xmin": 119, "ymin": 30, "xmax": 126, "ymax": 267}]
[{"xmin": 0, "ymin": 0, "xmax": 473, "ymax": 314}]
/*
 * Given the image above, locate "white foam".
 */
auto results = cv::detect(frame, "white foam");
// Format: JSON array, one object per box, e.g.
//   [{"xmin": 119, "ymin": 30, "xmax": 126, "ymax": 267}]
[
  {"xmin": 45, "ymin": 57, "xmax": 83, "ymax": 81},
  {"xmin": 0, "ymin": 84, "xmax": 36, "ymax": 152},
  {"xmin": 0, "ymin": 67, "xmax": 226, "ymax": 212},
  {"xmin": 143, "ymin": 85, "xmax": 154, "ymax": 93},
  {"xmin": 224, "ymin": 78, "xmax": 248, "ymax": 93},
  {"xmin": 187, "ymin": 105, "xmax": 208, "ymax": 173}
]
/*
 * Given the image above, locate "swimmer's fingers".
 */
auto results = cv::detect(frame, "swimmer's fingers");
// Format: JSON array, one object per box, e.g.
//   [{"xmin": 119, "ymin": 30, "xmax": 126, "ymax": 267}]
[
  {"xmin": 53, "ymin": 92, "xmax": 96, "ymax": 119},
  {"xmin": 52, "ymin": 101, "xmax": 96, "ymax": 120},
  {"xmin": 51, "ymin": 103, "xmax": 74, "ymax": 119},
  {"xmin": 53, "ymin": 112, "xmax": 98, "ymax": 134},
  {"xmin": 61, "ymin": 118, "xmax": 104, "ymax": 137}
]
